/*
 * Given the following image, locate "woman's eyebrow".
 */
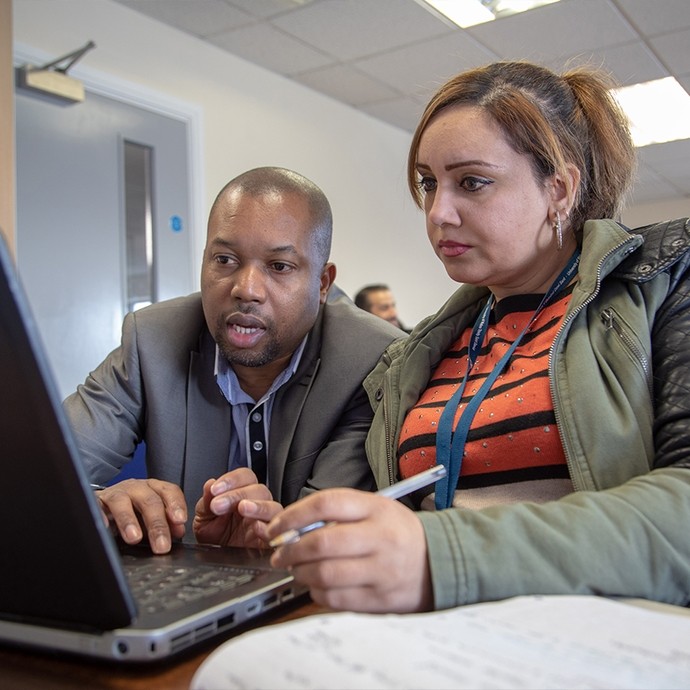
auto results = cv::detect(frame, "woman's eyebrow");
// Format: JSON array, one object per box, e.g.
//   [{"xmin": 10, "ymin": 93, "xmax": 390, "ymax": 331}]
[{"xmin": 416, "ymin": 159, "xmax": 500, "ymax": 172}]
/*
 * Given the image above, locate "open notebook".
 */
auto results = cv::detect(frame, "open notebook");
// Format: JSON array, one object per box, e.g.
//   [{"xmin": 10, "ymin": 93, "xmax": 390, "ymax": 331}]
[{"xmin": 0, "ymin": 232, "xmax": 307, "ymax": 662}]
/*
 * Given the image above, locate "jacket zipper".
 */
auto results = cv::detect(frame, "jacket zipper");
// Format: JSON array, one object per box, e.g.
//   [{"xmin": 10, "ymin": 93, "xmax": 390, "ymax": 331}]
[
  {"xmin": 384, "ymin": 393, "xmax": 395, "ymax": 486},
  {"xmin": 379, "ymin": 347, "xmax": 396, "ymax": 487},
  {"xmin": 549, "ymin": 238, "xmax": 637, "ymax": 488},
  {"xmin": 383, "ymin": 356, "xmax": 400, "ymax": 487},
  {"xmin": 600, "ymin": 308, "xmax": 652, "ymax": 396}
]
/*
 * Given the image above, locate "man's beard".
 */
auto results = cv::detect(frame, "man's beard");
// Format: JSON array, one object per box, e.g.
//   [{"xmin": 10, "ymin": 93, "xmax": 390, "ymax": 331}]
[{"xmin": 214, "ymin": 323, "xmax": 281, "ymax": 368}]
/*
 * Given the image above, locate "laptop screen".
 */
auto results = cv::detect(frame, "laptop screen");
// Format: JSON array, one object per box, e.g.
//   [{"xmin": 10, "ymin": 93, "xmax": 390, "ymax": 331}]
[{"xmin": 0, "ymin": 232, "xmax": 136, "ymax": 631}]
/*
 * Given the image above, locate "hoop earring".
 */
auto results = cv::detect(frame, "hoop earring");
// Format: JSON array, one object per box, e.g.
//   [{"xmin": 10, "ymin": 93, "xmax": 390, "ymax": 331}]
[{"xmin": 554, "ymin": 212, "xmax": 563, "ymax": 251}]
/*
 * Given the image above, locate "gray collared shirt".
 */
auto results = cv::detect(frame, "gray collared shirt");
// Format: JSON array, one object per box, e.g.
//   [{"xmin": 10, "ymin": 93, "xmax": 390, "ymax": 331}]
[{"xmin": 213, "ymin": 337, "xmax": 307, "ymax": 479}]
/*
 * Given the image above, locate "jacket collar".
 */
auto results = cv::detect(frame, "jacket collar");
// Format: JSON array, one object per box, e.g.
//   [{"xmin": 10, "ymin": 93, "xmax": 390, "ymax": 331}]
[
  {"xmin": 400, "ymin": 219, "xmax": 644, "ymax": 367},
  {"xmin": 611, "ymin": 217, "xmax": 690, "ymax": 282}
]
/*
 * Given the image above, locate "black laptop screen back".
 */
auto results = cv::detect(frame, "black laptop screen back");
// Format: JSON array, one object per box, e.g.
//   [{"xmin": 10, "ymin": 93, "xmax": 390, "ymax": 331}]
[{"xmin": 0, "ymin": 233, "xmax": 135, "ymax": 631}]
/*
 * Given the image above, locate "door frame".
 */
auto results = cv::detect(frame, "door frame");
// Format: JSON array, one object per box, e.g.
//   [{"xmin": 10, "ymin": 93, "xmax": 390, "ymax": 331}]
[{"xmin": 13, "ymin": 41, "xmax": 205, "ymax": 286}]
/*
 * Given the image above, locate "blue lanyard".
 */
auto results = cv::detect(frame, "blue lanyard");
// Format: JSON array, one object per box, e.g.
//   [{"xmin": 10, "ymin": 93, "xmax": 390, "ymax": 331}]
[{"xmin": 434, "ymin": 251, "xmax": 580, "ymax": 510}]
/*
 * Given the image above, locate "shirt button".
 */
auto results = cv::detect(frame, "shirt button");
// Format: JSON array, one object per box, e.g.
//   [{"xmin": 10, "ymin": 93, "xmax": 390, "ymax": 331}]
[
  {"xmin": 251, "ymin": 411, "xmax": 262, "ymax": 423},
  {"xmin": 253, "ymin": 440, "xmax": 264, "ymax": 452}
]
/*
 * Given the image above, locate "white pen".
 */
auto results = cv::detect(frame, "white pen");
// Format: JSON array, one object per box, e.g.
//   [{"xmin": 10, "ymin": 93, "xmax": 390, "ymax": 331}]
[{"xmin": 269, "ymin": 465, "xmax": 447, "ymax": 548}]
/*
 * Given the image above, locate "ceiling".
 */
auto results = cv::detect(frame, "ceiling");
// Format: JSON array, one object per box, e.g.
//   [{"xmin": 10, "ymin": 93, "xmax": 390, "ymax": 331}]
[{"xmin": 111, "ymin": 0, "xmax": 690, "ymax": 208}]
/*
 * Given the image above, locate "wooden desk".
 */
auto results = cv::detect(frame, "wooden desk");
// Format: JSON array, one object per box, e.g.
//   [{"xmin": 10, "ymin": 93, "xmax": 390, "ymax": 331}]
[{"xmin": 0, "ymin": 597, "xmax": 326, "ymax": 690}]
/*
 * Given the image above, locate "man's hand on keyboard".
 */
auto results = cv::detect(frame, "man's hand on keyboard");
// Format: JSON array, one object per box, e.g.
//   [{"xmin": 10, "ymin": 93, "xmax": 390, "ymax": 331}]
[
  {"xmin": 94, "ymin": 478, "xmax": 187, "ymax": 554},
  {"xmin": 193, "ymin": 468, "xmax": 283, "ymax": 549}
]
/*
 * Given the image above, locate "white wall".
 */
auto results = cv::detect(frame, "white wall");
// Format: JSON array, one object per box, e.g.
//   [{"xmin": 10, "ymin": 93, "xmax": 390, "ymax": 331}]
[{"xmin": 13, "ymin": 0, "xmax": 456, "ymax": 328}]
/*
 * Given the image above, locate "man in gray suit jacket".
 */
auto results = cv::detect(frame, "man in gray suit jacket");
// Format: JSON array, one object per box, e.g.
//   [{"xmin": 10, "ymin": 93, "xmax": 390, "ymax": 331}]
[{"xmin": 64, "ymin": 167, "xmax": 403, "ymax": 554}]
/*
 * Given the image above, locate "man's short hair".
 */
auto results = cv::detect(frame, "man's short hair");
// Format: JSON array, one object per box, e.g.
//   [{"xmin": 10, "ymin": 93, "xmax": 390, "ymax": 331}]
[
  {"xmin": 354, "ymin": 284, "xmax": 391, "ymax": 311},
  {"xmin": 211, "ymin": 167, "xmax": 333, "ymax": 266}
]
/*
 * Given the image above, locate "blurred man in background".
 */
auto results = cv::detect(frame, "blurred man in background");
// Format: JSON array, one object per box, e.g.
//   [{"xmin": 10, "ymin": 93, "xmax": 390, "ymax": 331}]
[{"xmin": 354, "ymin": 283, "xmax": 409, "ymax": 332}]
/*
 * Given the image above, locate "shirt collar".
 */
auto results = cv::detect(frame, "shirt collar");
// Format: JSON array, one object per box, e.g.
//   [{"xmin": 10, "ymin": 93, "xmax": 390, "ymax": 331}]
[{"xmin": 214, "ymin": 335, "xmax": 308, "ymax": 406}]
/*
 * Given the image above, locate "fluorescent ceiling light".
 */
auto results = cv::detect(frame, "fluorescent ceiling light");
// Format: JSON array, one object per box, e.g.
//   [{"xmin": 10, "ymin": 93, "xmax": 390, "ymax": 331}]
[
  {"xmin": 612, "ymin": 77, "xmax": 690, "ymax": 147},
  {"xmin": 420, "ymin": 0, "xmax": 560, "ymax": 29}
]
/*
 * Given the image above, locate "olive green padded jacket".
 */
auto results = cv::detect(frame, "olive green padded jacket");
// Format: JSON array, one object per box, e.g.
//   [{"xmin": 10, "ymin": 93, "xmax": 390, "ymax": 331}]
[{"xmin": 364, "ymin": 217, "xmax": 690, "ymax": 609}]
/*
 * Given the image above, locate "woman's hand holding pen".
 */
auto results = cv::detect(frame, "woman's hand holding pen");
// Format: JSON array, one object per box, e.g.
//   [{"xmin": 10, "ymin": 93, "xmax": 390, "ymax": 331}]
[{"xmin": 265, "ymin": 488, "xmax": 433, "ymax": 614}]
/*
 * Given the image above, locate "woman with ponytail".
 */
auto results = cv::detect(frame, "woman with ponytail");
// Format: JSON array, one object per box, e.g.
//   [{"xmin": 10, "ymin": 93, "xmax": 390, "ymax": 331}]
[{"xmin": 266, "ymin": 61, "xmax": 690, "ymax": 614}]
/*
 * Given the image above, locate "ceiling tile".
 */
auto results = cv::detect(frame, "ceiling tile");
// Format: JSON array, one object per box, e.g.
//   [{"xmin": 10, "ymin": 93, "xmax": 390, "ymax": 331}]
[
  {"xmin": 627, "ymin": 163, "xmax": 684, "ymax": 205},
  {"xmin": 295, "ymin": 64, "xmax": 400, "ymax": 106},
  {"xmin": 208, "ymin": 23, "xmax": 334, "ymax": 74},
  {"xmin": 552, "ymin": 41, "xmax": 668, "ymax": 86},
  {"xmin": 612, "ymin": 0, "xmax": 690, "ymax": 36},
  {"xmin": 117, "ymin": 0, "xmax": 254, "ymax": 37},
  {"xmin": 649, "ymin": 29, "xmax": 690, "ymax": 75},
  {"xmin": 680, "ymin": 75, "xmax": 690, "ymax": 96},
  {"xmin": 227, "ymin": 0, "xmax": 317, "ymax": 20},
  {"xmin": 270, "ymin": 0, "xmax": 451, "ymax": 61},
  {"xmin": 359, "ymin": 95, "xmax": 426, "ymax": 132},
  {"xmin": 635, "ymin": 140, "xmax": 690, "ymax": 201},
  {"xmin": 638, "ymin": 138, "xmax": 690, "ymax": 166},
  {"xmin": 467, "ymin": 0, "xmax": 638, "ymax": 64},
  {"xmin": 354, "ymin": 31, "xmax": 498, "ymax": 98}
]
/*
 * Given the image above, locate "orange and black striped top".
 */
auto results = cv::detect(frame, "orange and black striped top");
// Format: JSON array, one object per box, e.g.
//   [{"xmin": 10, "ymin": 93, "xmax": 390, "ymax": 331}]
[{"xmin": 398, "ymin": 287, "xmax": 575, "ymax": 499}]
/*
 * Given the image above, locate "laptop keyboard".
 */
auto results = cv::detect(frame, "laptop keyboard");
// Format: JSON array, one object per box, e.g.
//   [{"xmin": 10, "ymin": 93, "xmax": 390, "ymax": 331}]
[{"xmin": 123, "ymin": 561, "xmax": 260, "ymax": 615}]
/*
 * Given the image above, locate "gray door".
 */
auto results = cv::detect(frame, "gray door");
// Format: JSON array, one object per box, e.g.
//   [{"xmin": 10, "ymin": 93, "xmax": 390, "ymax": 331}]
[{"xmin": 15, "ymin": 88, "xmax": 193, "ymax": 400}]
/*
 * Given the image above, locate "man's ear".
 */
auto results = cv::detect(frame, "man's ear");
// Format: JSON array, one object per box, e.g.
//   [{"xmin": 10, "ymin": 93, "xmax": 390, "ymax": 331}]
[{"xmin": 319, "ymin": 263, "xmax": 337, "ymax": 303}]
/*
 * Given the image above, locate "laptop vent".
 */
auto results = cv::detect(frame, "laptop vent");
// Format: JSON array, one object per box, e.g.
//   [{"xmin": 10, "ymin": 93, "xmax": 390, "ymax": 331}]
[{"xmin": 170, "ymin": 622, "xmax": 217, "ymax": 653}]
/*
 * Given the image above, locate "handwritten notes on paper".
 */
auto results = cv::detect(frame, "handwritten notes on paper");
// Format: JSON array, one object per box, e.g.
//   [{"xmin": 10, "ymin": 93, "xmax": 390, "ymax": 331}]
[{"xmin": 191, "ymin": 595, "xmax": 690, "ymax": 690}]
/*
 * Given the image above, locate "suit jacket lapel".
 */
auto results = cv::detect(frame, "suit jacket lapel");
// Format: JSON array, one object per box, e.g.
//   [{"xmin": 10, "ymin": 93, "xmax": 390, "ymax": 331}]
[
  {"xmin": 267, "ymin": 309, "xmax": 326, "ymax": 499},
  {"xmin": 268, "ymin": 354, "xmax": 319, "ymax": 499},
  {"xmin": 182, "ymin": 332, "xmax": 231, "ymax": 514}
]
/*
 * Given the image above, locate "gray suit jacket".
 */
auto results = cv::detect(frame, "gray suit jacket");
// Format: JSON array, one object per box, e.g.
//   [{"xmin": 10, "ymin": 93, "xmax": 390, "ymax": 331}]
[{"xmin": 64, "ymin": 287, "xmax": 404, "ymax": 513}]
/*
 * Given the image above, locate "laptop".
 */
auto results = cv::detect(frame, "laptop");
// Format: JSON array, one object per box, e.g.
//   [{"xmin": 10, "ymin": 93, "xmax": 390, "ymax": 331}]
[{"xmin": 0, "ymin": 231, "xmax": 308, "ymax": 662}]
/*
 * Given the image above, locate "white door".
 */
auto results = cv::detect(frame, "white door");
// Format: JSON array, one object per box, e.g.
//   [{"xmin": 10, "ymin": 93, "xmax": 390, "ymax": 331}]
[{"xmin": 15, "ymin": 87, "xmax": 194, "ymax": 399}]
